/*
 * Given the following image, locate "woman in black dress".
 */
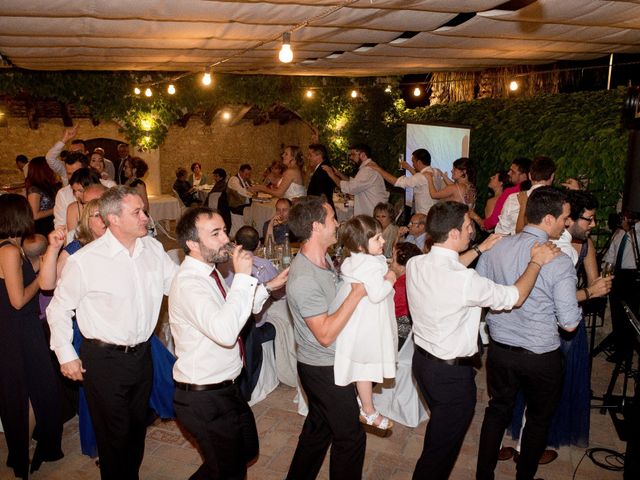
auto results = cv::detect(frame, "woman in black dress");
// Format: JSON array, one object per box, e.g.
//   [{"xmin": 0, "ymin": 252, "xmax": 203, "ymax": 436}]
[
  {"xmin": 0, "ymin": 194, "xmax": 63, "ymax": 478},
  {"xmin": 25, "ymin": 156, "xmax": 60, "ymax": 236}
]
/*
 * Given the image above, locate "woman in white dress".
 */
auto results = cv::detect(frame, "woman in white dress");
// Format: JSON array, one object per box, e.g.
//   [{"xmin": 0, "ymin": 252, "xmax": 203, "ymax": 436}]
[
  {"xmin": 251, "ymin": 145, "xmax": 306, "ymax": 199},
  {"xmin": 330, "ymin": 215, "xmax": 397, "ymax": 432}
]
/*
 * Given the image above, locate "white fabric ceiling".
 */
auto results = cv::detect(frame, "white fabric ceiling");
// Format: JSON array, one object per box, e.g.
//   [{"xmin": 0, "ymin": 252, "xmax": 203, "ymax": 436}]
[{"xmin": 1, "ymin": 0, "xmax": 639, "ymax": 76}]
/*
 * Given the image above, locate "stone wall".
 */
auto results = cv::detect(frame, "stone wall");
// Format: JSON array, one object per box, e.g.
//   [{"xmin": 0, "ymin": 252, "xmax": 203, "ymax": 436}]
[{"xmin": 0, "ymin": 115, "xmax": 315, "ymax": 194}]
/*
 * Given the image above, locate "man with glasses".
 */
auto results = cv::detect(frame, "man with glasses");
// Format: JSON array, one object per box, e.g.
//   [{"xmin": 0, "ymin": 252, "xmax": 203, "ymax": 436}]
[{"xmin": 398, "ymin": 213, "xmax": 427, "ymax": 250}]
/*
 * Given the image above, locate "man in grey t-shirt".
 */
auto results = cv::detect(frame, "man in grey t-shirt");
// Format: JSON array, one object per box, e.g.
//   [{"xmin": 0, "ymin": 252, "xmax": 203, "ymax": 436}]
[{"xmin": 285, "ymin": 196, "xmax": 367, "ymax": 480}]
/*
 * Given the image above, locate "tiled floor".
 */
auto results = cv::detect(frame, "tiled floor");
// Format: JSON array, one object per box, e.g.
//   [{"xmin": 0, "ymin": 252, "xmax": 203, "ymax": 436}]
[{"xmin": 0, "ymin": 347, "xmax": 629, "ymax": 480}]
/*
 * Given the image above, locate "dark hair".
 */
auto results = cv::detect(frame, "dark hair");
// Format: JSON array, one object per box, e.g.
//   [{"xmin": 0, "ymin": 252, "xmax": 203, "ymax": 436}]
[
  {"xmin": 190, "ymin": 162, "xmax": 201, "ymax": 172},
  {"xmin": 566, "ymin": 190, "xmax": 598, "ymax": 221},
  {"xmin": 176, "ymin": 206, "xmax": 217, "ymax": 254},
  {"xmin": 349, "ymin": 143, "xmax": 372, "ymax": 158},
  {"xmin": 288, "ymin": 196, "xmax": 328, "ymax": 241},
  {"xmin": 490, "ymin": 170, "xmax": 511, "ymax": 197},
  {"xmin": 525, "ymin": 186, "xmax": 567, "ymax": 225},
  {"xmin": 65, "ymin": 151, "xmax": 88, "ymax": 167},
  {"xmin": 453, "ymin": 157, "xmax": 476, "ymax": 185},
  {"xmin": 235, "ymin": 226, "xmax": 260, "ymax": 252},
  {"xmin": 373, "ymin": 202, "xmax": 395, "ymax": 217},
  {"xmin": 70, "ymin": 139, "xmax": 86, "ymax": 150},
  {"xmin": 131, "ymin": 157, "xmax": 148, "ymax": 178},
  {"xmin": 0, "ymin": 194, "xmax": 34, "ymax": 238},
  {"xmin": 426, "ymin": 201, "xmax": 469, "ymax": 243},
  {"xmin": 15, "ymin": 154, "xmax": 28, "ymax": 166},
  {"xmin": 239, "ymin": 163, "xmax": 252, "ymax": 172},
  {"xmin": 529, "ymin": 156, "xmax": 556, "ymax": 182},
  {"xmin": 412, "ymin": 148, "xmax": 431, "ymax": 167},
  {"xmin": 270, "ymin": 162, "xmax": 286, "ymax": 175},
  {"xmin": 25, "ymin": 156, "xmax": 59, "ymax": 199},
  {"xmin": 308, "ymin": 143, "xmax": 328, "ymax": 160},
  {"xmin": 340, "ymin": 215, "xmax": 381, "ymax": 257},
  {"xmin": 69, "ymin": 167, "xmax": 101, "ymax": 188},
  {"xmin": 213, "ymin": 168, "xmax": 227, "ymax": 179},
  {"xmin": 394, "ymin": 242, "xmax": 422, "ymax": 267},
  {"xmin": 176, "ymin": 167, "xmax": 188, "ymax": 179},
  {"xmin": 512, "ymin": 157, "xmax": 531, "ymax": 175}
]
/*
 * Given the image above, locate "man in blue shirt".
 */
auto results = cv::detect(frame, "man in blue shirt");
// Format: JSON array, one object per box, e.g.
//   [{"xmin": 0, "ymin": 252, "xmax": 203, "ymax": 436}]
[{"xmin": 475, "ymin": 186, "xmax": 582, "ymax": 480}]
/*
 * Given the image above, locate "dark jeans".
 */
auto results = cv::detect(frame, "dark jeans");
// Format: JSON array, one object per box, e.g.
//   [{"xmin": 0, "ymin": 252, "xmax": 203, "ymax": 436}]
[
  {"xmin": 476, "ymin": 342, "xmax": 563, "ymax": 480},
  {"xmin": 286, "ymin": 362, "xmax": 366, "ymax": 480},
  {"xmin": 80, "ymin": 340, "xmax": 153, "ymax": 480},
  {"xmin": 173, "ymin": 383, "xmax": 258, "ymax": 480},
  {"xmin": 411, "ymin": 350, "xmax": 477, "ymax": 480}
]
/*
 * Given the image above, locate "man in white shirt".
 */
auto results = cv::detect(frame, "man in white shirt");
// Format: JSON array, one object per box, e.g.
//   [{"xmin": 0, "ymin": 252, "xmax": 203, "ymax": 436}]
[
  {"xmin": 367, "ymin": 148, "xmax": 443, "ymax": 215},
  {"xmin": 495, "ymin": 156, "xmax": 556, "ymax": 235},
  {"xmin": 406, "ymin": 201, "xmax": 558, "ymax": 480},
  {"xmin": 53, "ymin": 152, "xmax": 88, "ymax": 231},
  {"xmin": 47, "ymin": 186, "xmax": 179, "ymax": 479},
  {"xmin": 227, "ymin": 164, "xmax": 253, "ymax": 214},
  {"xmin": 169, "ymin": 207, "xmax": 287, "ymax": 479},
  {"xmin": 323, "ymin": 143, "xmax": 388, "ymax": 217}
]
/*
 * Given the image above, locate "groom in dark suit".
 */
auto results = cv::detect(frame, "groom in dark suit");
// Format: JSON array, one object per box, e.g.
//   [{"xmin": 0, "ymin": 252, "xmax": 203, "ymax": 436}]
[{"xmin": 307, "ymin": 143, "xmax": 335, "ymax": 211}]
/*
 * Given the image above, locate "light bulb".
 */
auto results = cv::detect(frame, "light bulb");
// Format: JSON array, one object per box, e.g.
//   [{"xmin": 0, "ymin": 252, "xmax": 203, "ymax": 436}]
[
  {"xmin": 202, "ymin": 70, "xmax": 212, "ymax": 86},
  {"xmin": 279, "ymin": 32, "xmax": 293, "ymax": 63},
  {"xmin": 385, "ymin": 85, "xmax": 392, "ymax": 93},
  {"xmin": 134, "ymin": 87, "xmax": 141, "ymax": 95},
  {"xmin": 222, "ymin": 111, "xmax": 231, "ymax": 120},
  {"xmin": 167, "ymin": 84, "xmax": 176, "ymax": 95},
  {"xmin": 350, "ymin": 89, "xmax": 358, "ymax": 98},
  {"xmin": 305, "ymin": 89, "xmax": 314, "ymax": 98},
  {"xmin": 144, "ymin": 88, "xmax": 152, "ymax": 97},
  {"xmin": 509, "ymin": 80, "xmax": 519, "ymax": 91},
  {"xmin": 413, "ymin": 87, "xmax": 422, "ymax": 97},
  {"xmin": 140, "ymin": 119, "xmax": 152, "ymax": 131}
]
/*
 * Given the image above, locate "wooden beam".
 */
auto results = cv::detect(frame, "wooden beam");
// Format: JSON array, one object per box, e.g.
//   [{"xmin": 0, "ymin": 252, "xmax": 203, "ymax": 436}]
[{"xmin": 59, "ymin": 101, "xmax": 73, "ymax": 127}]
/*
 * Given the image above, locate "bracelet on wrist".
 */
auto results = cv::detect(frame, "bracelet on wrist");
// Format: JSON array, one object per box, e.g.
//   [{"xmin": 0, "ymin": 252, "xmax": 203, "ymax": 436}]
[
  {"xmin": 472, "ymin": 245, "xmax": 482, "ymax": 256},
  {"xmin": 529, "ymin": 260, "xmax": 542, "ymax": 269}
]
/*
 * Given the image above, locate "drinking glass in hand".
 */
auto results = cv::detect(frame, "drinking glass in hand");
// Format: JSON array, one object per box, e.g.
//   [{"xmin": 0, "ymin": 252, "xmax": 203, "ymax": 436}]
[{"xmin": 602, "ymin": 262, "xmax": 614, "ymax": 277}]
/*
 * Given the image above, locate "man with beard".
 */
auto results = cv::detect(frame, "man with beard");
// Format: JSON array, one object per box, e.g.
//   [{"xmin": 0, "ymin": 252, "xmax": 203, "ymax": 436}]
[
  {"xmin": 323, "ymin": 143, "xmax": 388, "ymax": 217},
  {"xmin": 169, "ymin": 206, "xmax": 287, "ymax": 479},
  {"xmin": 47, "ymin": 186, "xmax": 179, "ymax": 479}
]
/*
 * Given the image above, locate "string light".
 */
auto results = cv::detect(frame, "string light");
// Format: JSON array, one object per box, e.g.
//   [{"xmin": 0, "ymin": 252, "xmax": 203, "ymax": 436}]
[
  {"xmin": 413, "ymin": 86, "xmax": 422, "ymax": 97},
  {"xmin": 222, "ymin": 111, "xmax": 232, "ymax": 121},
  {"xmin": 134, "ymin": 87, "xmax": 141, "ymax": 95},
  {"xmin": 279, "ymin": 32, "xmax": 293, "ymax": 63},
  {"xmin": 202, "ymin": 68, "xmax": 212, "ymax": 86},
  {"xmin": 305, "ymin": 89, "xmax": 314, "ymax": 98},
  {"xmin": 144, "ymin": 87, "xmax": 152, "ymax": 97},
  {"xmin": 350, "ymin": 89, "xmax": 358, "ymax": 98},
  {"xmin": 167, "ymin": 84, "xmax": 176, "ymax": 95},
  {"xmin": 509, "ymin": 80, "xmax": 519, "ymax": 91},
  {"xmin": 385, "ymin": 85, "xmax": 392, "ymax": 93}
]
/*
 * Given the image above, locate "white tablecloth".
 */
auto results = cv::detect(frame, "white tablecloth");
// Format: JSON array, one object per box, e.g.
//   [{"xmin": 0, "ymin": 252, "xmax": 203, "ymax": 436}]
[
  {"xmin": 244, "ymin": 198, "xmax": 276, "ymax": 232},
  {"xmin": 149, "ymin": 194, "xmax": 181, "ymax": 221}
]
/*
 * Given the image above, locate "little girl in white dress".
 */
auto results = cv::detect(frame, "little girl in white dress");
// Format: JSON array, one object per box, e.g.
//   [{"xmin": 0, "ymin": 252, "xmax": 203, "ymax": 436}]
[{"xmin": 330, "ymin": 215, "xmax": 398, "ymax": 432}]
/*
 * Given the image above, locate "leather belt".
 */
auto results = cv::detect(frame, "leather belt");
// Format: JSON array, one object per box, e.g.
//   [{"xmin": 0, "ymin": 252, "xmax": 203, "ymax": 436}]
[
  {"xmin": 415, "ymin": 345, "xmax": 476, "ymax": 366},
  {"xmin": 490, "ymin": 339, "xmax": 536, "ymax": 355},
  {"xmin": 84, "ymin": 338, "xmax": 148, "ymax": 353},
  {"xmin": 174, "ymin": 379, "xmax": 235, "ymax": 392}
]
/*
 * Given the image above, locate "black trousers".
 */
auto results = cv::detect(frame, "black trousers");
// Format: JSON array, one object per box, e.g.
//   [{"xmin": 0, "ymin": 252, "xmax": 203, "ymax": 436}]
[
  {"xmin": 80, "ymin": 340, "xmax": 153, "ymax": 480},
  {"xmin": 286, "ymin": 362, "xmax": 366, "ymax": 480},
  {"xmin": 173, "ymin": 383, "xmax": 258, "ymax": 480},
  {"xmin": 476, "ymin": 343, "xmax": 563, "ymax": 480},
  {"xmin": 411, "ymin": 350, "xmax": 476, "ymax": 480}
]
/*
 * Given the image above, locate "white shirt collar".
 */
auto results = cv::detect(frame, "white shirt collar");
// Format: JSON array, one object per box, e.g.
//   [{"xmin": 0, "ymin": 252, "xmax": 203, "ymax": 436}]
[{"xmin": 429, "ymin": 245, "xmax": 460, "ymax": 261}]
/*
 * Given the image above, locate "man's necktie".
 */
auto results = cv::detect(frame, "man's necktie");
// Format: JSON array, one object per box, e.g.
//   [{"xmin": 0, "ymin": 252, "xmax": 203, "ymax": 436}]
[{"xmin": 211, "ymin": 269, "xmax": 245, "ymax": 364}]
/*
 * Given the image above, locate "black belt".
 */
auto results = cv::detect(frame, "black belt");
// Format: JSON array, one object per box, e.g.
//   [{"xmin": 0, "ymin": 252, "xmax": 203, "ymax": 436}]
[
  {"xmin": 490, "ymin": 339, "xmax": 536, "ymax": 355},
  {"xmin": 415, "ymin": 345, "xmax": 476, "ymax": 367},
  {"xmin": 174, "ymin": 379, "xmax": 235, "ymax": 392},
  {"xmin": 84, "ymin": 338, "xmax": 148, "ymax": 353}
]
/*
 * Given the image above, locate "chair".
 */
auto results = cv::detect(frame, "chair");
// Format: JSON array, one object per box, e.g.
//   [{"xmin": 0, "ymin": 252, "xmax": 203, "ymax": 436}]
[{"xmin": 207, "ymin": 191, "xmax": 222, "ymax": 210}]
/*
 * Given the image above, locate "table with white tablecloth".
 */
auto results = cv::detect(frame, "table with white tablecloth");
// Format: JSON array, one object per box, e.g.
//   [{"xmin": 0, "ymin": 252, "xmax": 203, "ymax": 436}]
[
  {"xmin": 243, "ymin": 198, "xmax": 277, "ymax": 232},
  {"xmin": 148, "ymin": 194, "xmax": 181, "ymax": 221},
  {"xmin": 195, "ymin": 184, "xmax": 213, "ymax": 203}
]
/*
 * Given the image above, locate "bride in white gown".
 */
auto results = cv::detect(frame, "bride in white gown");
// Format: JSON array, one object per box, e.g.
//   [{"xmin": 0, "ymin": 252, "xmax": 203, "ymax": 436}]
[{"xmin": 251, "ymin": 145, "xmax": 306, "ymax": 199}]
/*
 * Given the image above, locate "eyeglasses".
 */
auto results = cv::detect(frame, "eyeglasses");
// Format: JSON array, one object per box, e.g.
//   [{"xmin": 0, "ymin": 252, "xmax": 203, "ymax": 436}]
[
  {"xmin": 89, "ymin": 212, "xmax": 101, "ymax": 218},
  {"xmin": 408, "ymin": 221, "xmax": 423, "ymax": 226},
  {"xmin": 579, "ymin": 216, "xmax": 595, "ymax": 224}
]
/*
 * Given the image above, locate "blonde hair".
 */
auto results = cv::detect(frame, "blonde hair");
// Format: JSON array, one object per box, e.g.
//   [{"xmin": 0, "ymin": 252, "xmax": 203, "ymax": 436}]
[{"xmin": 76, "ymin": 199, "xmax": 102, "ymax": 245}]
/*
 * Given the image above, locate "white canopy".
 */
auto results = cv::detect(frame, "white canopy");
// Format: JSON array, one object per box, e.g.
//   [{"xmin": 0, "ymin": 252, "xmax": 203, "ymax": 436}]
[{"xmin": 1, "ymin": 0, "xmax": 639, "ymax": 75}]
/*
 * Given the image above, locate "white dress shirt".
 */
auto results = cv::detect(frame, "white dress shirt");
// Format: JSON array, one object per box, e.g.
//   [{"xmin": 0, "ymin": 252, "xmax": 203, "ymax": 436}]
[
  {"xmin": 45, "ymin": 140, "xmax": 69, "ymax": 186},
  {"xmin": 495, "ymin": 183, "xmax": 544, "ymax": 235},
  {"xmin": 47, "ymin": 229, "xmax": 179, "ymax": 364},
  {"xmin": 603, "ymin": 222, "xmax": 640, "ymax": 269},
  {"xmin": 227, "ymin": 175, "xmax": 252, "ymax": 204},
  {"xmin": 406, "ymin": 246, "xmax": 519, "ymax": 360},
  {"xmin": 168, "ymin": 256, "xmax": 270, "ymax": 384},
  {"xmin": 553, "ymin": 229, "xmax": 579, "ymax": 266},
  {"xmin": 340, "ymin": 158, "xmax": 388, "ymax": 216},
  {"xmin": 394, "ymin": 166, "xmax": 443, "ymax": 215},
  {"xmin": 54, "ymin": 185, "xmax": 76, "ymax": 229}
]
